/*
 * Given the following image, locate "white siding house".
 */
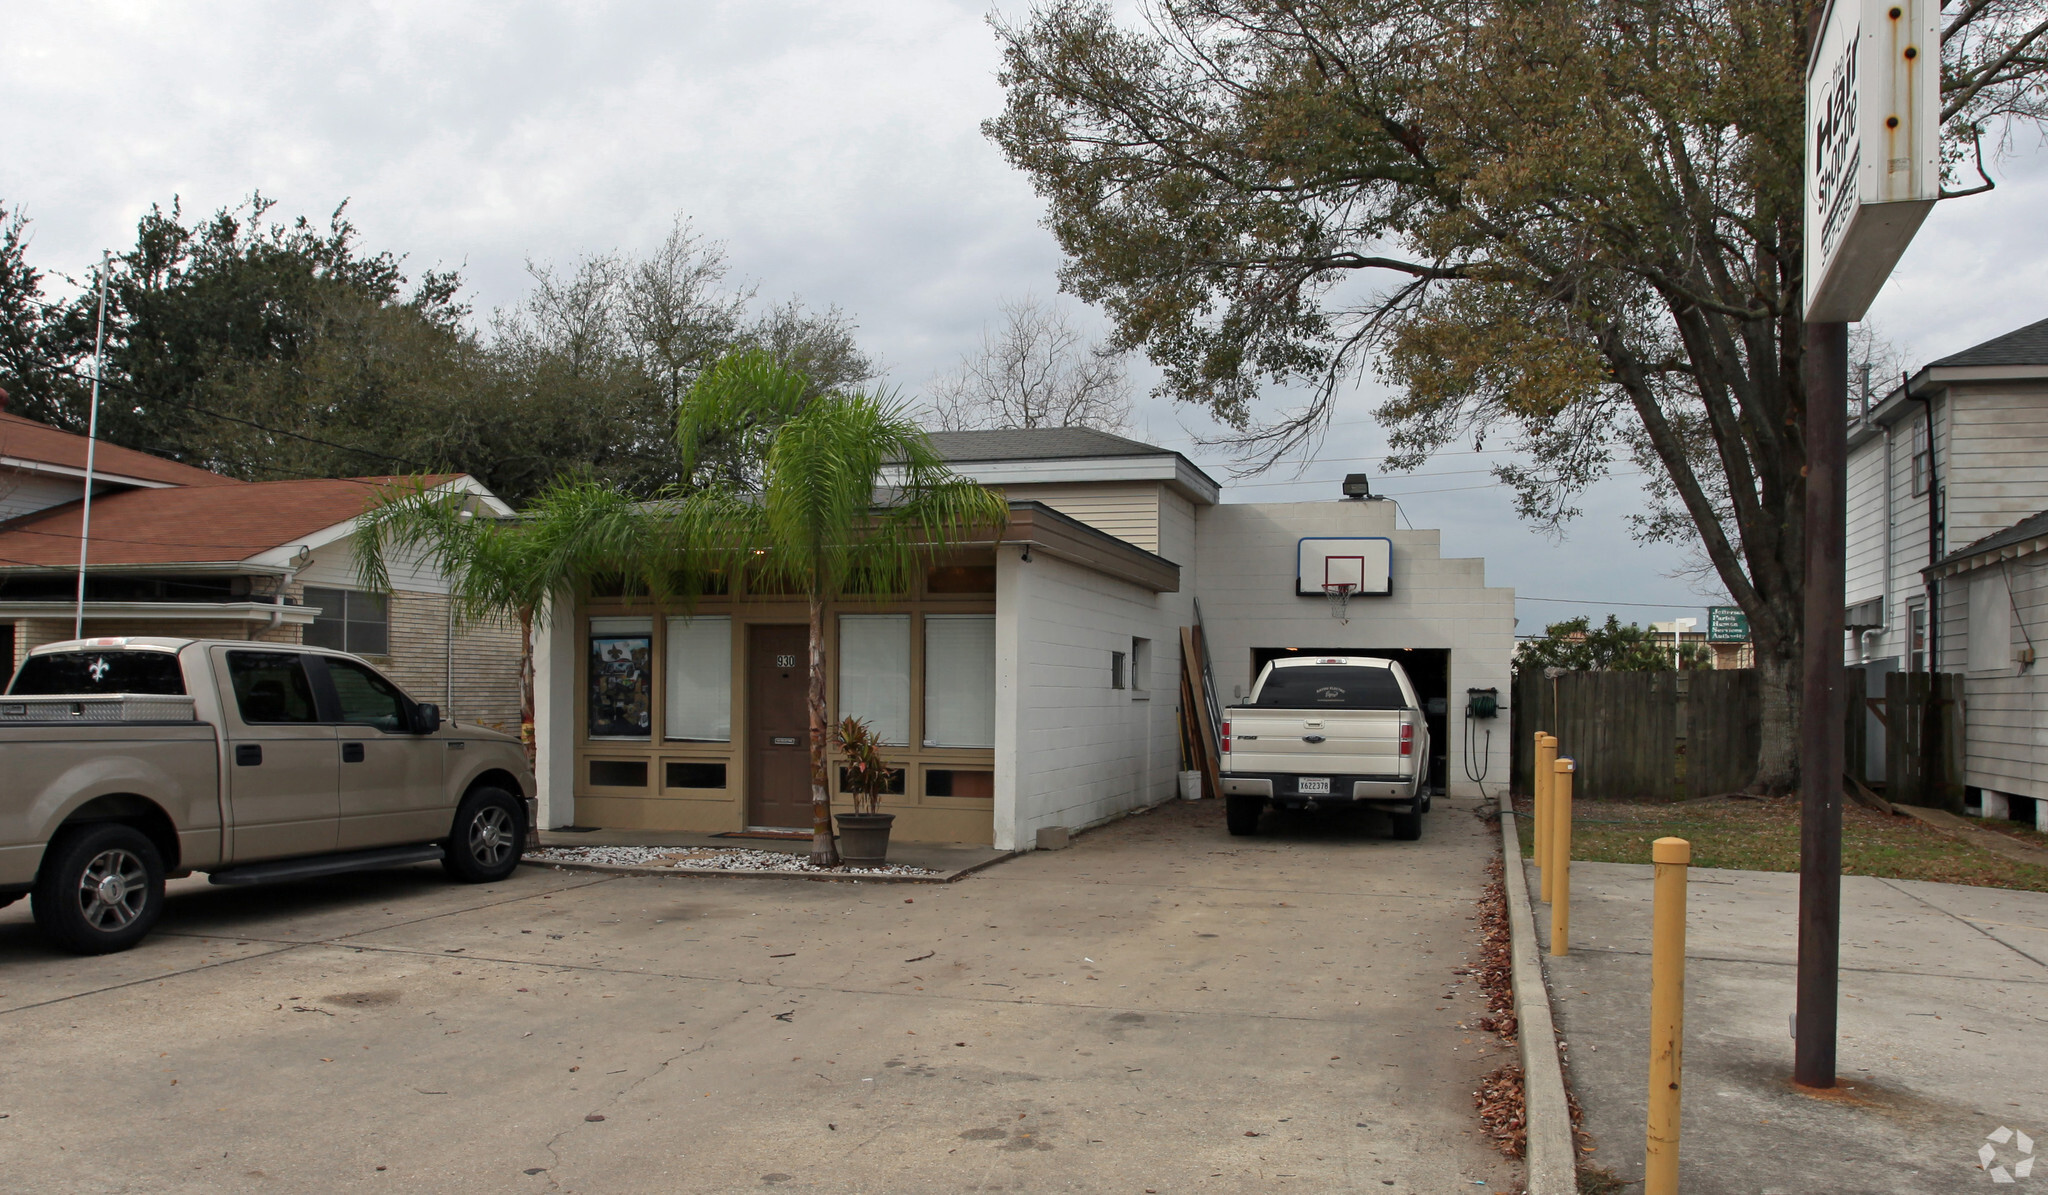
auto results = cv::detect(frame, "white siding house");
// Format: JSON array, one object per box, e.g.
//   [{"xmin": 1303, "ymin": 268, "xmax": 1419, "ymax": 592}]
[{"xmin": 1843, "ymin": 315, "xmax": 2048, "ymax": 818}]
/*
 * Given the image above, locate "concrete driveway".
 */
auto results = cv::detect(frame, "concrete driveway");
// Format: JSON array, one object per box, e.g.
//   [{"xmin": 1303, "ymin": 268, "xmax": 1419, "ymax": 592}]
[{"xmin": 0, "ymin": 798, "xmax": 1516, "ymax": 1194}]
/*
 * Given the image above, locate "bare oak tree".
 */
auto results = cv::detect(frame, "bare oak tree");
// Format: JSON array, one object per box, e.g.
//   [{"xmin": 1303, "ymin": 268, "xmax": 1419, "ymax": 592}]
[
  {"xmin": 988, "ymin": 0, "xmax": 2048, "ymax": 790},
  {"xmin": 924, "ymin": 295, "xmax": 1134, "ymax": 433}
]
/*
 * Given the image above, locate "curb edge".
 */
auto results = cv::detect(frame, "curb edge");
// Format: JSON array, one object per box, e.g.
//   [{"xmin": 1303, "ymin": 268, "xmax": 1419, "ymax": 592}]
[{"xmin": 1498, "ymin": 790, "xmax": 1577, "ymax": 1194}]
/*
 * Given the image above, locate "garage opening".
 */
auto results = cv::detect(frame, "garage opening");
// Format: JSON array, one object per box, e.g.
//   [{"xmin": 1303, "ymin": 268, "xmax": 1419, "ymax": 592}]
[{"xmin": 1249, "ymin": 647, "xmax": 1450, "ymax": 795}]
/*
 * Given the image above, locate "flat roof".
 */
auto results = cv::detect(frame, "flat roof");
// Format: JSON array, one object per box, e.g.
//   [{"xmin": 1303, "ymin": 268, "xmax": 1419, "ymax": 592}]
[{"xmin": 916, "ymin": 427, "xmax": 1221, "ymax": 505}]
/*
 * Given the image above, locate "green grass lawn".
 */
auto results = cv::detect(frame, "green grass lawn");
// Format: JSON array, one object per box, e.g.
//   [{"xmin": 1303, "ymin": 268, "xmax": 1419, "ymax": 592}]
[{"xmin": 1513, "ymin": 795, "xmax": 2048, "ymax": 892}]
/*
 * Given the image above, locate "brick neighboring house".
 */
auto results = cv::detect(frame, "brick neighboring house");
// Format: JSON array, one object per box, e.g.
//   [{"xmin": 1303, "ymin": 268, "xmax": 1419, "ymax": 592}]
[{"xmin": 0, "ymin": 410, "xmax": 523, "ymax": 732}]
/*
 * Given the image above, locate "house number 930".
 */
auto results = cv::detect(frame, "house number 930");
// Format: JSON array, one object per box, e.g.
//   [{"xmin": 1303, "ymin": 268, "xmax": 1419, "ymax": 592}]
[{"xmin": 775, "ymin": 654, "xmax": 797, "ymax": 668}]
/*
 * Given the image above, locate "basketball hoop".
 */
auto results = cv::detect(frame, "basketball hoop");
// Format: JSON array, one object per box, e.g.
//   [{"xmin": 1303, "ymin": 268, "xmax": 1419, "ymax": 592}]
[{"xmin": 1323, "ymin": 581, "xmax": 1357, "ymax": 624}]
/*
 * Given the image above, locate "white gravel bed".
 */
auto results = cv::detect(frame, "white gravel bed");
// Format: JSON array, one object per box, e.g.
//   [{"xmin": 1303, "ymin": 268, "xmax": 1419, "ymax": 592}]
[{"xmin": 525, "ymin": 844, "xmax": 940, "ymax": 877}]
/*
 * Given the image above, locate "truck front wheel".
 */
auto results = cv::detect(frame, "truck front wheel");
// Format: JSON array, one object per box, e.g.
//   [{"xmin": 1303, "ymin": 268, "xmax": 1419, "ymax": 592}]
[
  {"xmin": 1225, "ymin": 796, "xmax": 1263, "ymax": 836},
  {"xmin": 443, "ymin": 787, "xmax": 527, "ymax": 883},
  {"xmin": 32, "ymin": 823, "xmax": 166, "ymax": 954}
]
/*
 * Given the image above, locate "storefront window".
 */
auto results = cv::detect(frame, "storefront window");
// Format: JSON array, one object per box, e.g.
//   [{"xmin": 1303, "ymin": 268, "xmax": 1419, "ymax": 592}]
[
  {"xmin": 665, "ymin": 615, "xmax": 732, "ymax": 741},
  {"xmin": 839, "ymin": 614, "xmax": 911, "ymax": 748},
  {"xmin": 588, "ymin": 616, "xmax": 652, "ymax": 739},
  {"xmin": 924, "ymin": 614, "xmax": 995, "ymax": 748}
]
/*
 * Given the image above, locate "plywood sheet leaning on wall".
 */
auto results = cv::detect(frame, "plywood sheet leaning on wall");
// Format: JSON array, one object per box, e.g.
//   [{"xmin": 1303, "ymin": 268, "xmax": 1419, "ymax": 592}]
[{"xmin": 1180, "ymin": 625, "xmax": 1222, "ymax": 799}]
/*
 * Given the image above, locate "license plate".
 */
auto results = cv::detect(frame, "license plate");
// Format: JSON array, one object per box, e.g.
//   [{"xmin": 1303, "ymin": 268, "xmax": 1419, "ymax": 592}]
[{"xmin": 1297, "ymin": 777, "xmax": 1331, "ymax": 795}]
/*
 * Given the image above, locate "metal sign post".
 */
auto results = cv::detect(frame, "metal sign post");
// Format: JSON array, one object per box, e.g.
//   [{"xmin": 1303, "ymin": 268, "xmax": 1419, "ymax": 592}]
[{"xmin": 1797, "ymin": 0, "xmax": 1938, "ymax": 1089}]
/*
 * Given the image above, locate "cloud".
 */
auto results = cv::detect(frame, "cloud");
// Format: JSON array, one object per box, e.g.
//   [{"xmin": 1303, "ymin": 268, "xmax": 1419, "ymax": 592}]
[{"xmin": 3, "ymin": 2, "xmax": 2041, "ymax": 621}]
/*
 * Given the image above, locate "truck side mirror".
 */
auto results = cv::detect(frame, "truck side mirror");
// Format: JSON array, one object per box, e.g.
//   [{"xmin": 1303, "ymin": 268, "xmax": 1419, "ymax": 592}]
[{"xmin": 411, "ymin": 702, "xmax": 441, "ymax": 735}]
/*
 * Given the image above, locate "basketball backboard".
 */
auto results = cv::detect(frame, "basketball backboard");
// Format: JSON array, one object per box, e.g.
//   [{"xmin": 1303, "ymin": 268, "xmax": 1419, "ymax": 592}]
[{"xmin": 1296, "ymin": 537, "xmax": 1392, "ymax": 597}]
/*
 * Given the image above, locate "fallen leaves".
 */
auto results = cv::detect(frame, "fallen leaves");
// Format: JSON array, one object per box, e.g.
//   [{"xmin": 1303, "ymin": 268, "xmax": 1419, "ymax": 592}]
[{"xmin": 1471, "ymin": 856, "xmax": 1525, "ymax": 1158}]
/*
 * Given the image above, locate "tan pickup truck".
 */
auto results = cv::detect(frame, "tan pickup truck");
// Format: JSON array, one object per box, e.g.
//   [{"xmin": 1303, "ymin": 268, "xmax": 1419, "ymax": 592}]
[
  {"xmin": 2, "ymin": 637, "xmax": 536, "ymax": 954},
  {"xmin": 1219, "ymin": 656, "xmax": 1432, "ymax": 840}
]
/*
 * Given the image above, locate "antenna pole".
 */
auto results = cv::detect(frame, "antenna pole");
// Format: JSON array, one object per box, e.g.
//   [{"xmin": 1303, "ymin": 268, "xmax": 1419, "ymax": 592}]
[{"xmin": 73, "ymin": 252, "xmax": 111, "ymax": 640}]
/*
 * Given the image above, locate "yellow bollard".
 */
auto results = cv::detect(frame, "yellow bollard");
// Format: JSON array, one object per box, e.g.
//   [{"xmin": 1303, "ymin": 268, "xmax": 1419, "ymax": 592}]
[
  {"xmin": 1536, "ymin": 733, "xmax": 1558, "ymax": 902},
  {"xmin": 1645, "ymin": 836, "xmax": 1691, "ymax": 1195},
  {"xmin": 1549, "ymin": 758, "xmax": 1574, "ymax": 956}
]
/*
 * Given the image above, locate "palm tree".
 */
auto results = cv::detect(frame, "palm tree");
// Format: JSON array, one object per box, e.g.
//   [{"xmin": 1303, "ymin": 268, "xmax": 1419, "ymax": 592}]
[
  {"xmin": 355, "ymin": 352, "xmax": 1006, "ymax": 868},
  {"xmin": 666, "ymin": 353, "xmax": 1008, "ymax": 865},
  {"xmin": 354, "ymin": 476, "xmax": 660, "ymax": 765}
]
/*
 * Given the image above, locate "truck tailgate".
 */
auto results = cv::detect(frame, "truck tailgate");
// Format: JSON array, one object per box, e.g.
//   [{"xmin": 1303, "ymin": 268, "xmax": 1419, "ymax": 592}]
[
  {"xmin": 0, "ymin": 724, "xmax": 224, "ymax": 887},
  {"xmin": 1225, "ymin": 708, "xmax": 1411, "ymax": 776}
]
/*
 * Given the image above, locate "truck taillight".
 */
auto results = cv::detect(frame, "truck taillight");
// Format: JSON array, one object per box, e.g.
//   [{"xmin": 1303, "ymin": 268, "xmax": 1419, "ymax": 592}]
[
  {"xmin": 1222, "ymin": 720, "xmax": 1231, "ymax": 753},
  {"xmin": 1400, "ymin": 722, "xmax": 1414, "ymax": 755}
]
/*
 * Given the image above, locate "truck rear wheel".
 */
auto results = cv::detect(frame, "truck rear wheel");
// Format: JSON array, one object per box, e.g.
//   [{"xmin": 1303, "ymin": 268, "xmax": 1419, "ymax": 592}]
[
  {"xmin": 32, "ymin": 823, "xmax": 166, "ymax": 954},
  {"xmin": 1225, "ymin": 796, "xmax": 1263, "ymax": 836},
  {"xmin": 443, "ymin": 787, "xmax": 526, "ymax": 883},
  {"xmin": 1389, "ymin": 810, "xmax": 1424, "ymax": 841}
]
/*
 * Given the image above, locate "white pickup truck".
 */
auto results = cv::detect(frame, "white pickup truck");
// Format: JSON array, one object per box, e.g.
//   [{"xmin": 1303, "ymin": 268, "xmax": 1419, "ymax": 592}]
[
  {"xmin": 1219, "ymin": 656, "xmax": 1432, "ymax": 839},
  {"xmin": 2, "ymin": 637, "xmax": 536, "ymax": 954}
]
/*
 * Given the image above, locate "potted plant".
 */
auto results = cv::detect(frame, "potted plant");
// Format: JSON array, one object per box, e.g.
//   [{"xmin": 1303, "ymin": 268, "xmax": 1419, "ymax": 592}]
[{"xmin": 834, "ymin": 715, "xmax": 900, "ymax": 867}]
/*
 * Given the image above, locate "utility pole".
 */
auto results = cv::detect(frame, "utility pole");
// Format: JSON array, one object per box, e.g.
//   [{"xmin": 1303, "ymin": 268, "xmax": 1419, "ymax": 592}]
[
  {"xmin": 73, "ymin": 252, "xmax": 112, "ymax": 641},
  {"xmin": 1798, "ymin": 0, "xmax": 1939, "ymax": 1090},
  {"xmin": 1795, "ymin": 320, "xmax": 1847, "ymax": 1088}
]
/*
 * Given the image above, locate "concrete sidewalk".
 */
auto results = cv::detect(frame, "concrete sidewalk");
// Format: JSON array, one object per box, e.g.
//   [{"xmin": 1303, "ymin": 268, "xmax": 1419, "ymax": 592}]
[{"xmin": 1529, "ymin": 859, "xmax": 2048, "ymax": 1192}]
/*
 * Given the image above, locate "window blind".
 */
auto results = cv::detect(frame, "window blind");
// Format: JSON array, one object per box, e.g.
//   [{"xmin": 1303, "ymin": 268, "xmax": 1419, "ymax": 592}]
[
  {"xmin": 923, "ymin": 614, "xmax": 996, "ymax": 748},
  {"xmin": 665, "ymin": 616, "xmax": 732, "ymax": 740},
  {"xmin": 839, "ymin": 614, "xmax": 911, "ymax": 747}
]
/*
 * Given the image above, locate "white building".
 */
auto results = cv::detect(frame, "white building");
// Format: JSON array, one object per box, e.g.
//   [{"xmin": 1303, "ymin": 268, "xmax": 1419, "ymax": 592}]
[
  {"xmin": 532, "ymin": 428, "xmax": 1514, "ymax": 849},
  {"xmin": 1844, "ymin": 315, "xmax": 2048, "ymax": 815}
]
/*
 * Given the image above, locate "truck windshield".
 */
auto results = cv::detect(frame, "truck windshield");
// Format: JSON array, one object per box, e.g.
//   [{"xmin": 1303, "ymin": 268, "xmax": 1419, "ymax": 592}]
[
  {"xmin": 1251, "ymin": 666, "xmax": 1406, "ymax": 710},
  {"xmin": 8, "ymin": 650, "xmax": 187, "ymax": 696}
]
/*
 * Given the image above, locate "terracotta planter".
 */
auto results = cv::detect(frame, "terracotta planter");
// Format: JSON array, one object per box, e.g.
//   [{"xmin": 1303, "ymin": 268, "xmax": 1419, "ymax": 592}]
[{"xmin": 834, "ymin": 812, "xmax": 896, "ymax": 868}]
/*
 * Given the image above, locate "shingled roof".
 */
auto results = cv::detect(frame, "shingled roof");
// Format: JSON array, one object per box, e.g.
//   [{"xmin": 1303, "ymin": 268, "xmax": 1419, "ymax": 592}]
[
  {"xmin": 0, "ymin": 475, "xmax": 454, "ymax": 569},
  {"xmin": 1929, "ymin": 316, "xmax": 2048, "ymax": 369},
  {"xmin": 1931, "ymin": 508, "xmax": 2048, "ymax": 577},
  {"xmin": 0, "ymin": 411, "xmax": 240, "ymax": 488}
]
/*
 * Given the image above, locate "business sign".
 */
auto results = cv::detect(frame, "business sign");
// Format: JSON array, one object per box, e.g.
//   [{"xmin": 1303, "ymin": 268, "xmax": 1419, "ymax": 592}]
[
  {"xmin": 1707, "ymin": 606, "xmax": 1751, "ymax": 643},
  {"xmin": 1804, "ymin": 0, "xmax": 1940, "ymax": 322}
]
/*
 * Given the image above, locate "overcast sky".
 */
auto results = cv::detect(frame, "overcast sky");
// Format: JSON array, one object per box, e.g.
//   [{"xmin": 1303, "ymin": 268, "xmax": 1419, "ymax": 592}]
[{"xmin": 4, "ymin": 1, "xmax": 2043, "ymax": 634}]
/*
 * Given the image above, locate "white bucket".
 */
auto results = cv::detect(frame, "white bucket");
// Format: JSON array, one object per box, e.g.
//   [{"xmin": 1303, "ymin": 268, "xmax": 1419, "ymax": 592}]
[{"xmin": 1179, "ymin": 770, "xmax": 1203, "ymax": 801}]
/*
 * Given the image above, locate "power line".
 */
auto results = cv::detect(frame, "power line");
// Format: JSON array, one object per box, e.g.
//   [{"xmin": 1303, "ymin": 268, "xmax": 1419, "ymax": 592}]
[
  {"xmin": 38, "ymin": 362, "xmax": 438, "ymax": 472},
  {"xmin": 1516, "ymin": 595, "xmax": 1726, "ymax": 608}
]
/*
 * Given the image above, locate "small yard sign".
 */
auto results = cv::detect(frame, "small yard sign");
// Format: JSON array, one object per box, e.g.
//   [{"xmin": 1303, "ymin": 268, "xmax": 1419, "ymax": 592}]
[
  {"xmin": 1804, "ymin": 0, "xmax": 1939, "ymax": 321},
  {"xmin": 1707, "ymin": 606, "xmax": 1751, "ymax": 643}
]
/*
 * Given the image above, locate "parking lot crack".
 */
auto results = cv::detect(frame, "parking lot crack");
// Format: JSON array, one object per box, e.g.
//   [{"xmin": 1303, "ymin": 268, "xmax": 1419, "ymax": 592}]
[{"xmin": 0, "ymin": 941, "xmax": 310, "ymax": 1018}]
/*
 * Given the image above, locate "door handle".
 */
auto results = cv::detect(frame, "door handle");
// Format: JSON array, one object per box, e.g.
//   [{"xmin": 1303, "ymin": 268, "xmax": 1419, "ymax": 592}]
[
  {"xmin": 341, "ymin": 742, "xmax": 365, "ymax": 763},
  {"xmin": 234, "ymin": 744, "xmax": 263, "ymax": 767}
]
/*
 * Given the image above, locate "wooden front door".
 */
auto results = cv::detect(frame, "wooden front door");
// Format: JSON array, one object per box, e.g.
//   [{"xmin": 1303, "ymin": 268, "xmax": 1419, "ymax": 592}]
[{"xmin": 747, "ymin": 624, "xmax": 813, "ymax": 829}]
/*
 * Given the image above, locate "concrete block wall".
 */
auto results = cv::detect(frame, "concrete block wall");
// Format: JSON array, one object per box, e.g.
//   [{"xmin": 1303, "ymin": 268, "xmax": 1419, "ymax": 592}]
[
  {"xmin": 995, "ymin": 545, "xmax": 1188, "ymax": 852},
  {"xmin": 1192, "ymin": 500, "xmax": 1515, "ymax": 797}
]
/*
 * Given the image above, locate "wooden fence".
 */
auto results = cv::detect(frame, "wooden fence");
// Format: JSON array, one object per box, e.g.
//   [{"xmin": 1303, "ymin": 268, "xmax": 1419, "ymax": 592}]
[
  {"xmin": 1514, "ymin": 665, "xmax": 1968, "ymax": 806},
  {"xmin": 1881, "ymin": 671, "xmax": 1965, "ymax": 812},
  {"xmin": 1512, "ymin": 668, "xmax": 1761, "ymax": 800}
]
